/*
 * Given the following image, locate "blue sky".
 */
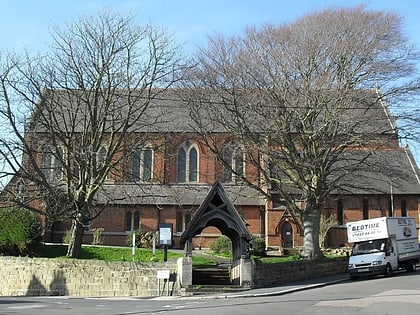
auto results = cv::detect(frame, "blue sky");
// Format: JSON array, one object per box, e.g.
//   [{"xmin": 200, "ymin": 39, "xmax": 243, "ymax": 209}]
[
  {"xmin": 2, "ymin": 1, "xmax": 420, "ymax": 53},
  {"xmin": 0, "ymin": 0, "xmax": 419, "ymax": 163}
]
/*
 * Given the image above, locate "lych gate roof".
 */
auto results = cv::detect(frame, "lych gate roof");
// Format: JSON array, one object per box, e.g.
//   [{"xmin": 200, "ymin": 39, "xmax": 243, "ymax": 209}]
[{"xmin": 180, "ymin": 180, "xmax": 253, "ymax": 245}]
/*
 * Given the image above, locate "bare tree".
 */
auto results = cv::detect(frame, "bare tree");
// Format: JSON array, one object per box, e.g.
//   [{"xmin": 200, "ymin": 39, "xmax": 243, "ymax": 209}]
[
  {"xmin": 319, "ymin": 214, "xmax": 338, "ymax": 249},
  {"xmin": 183, "ymin": 6, "xmax": 420, "ymax": 259},
  {"xmin": 0, "ymin": 11, "xmax": 183, "ymax": 258}
]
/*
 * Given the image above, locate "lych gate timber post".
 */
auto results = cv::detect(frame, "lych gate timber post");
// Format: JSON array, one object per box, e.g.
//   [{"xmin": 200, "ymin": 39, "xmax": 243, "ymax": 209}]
[{"xmin": 178, "ymin": 180, "xmax": 253, "ymax": 288}]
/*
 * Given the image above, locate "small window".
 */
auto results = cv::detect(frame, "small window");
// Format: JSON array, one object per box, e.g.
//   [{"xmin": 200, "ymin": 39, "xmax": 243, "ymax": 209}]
[
  {"xmin": 176, "ymin": 210, "xmax": 192, "ymax": 233},
  {"xmin": 362, "ymin": 199, "xmax": 369, "ymax": 220},
  {"xmin": 42, "ymin": 145, "xmax": 63, "ymax": 182},
  {"xmin": 42, "ymin": 147, "xmax": 53, "ymax": 176},
  {"xmin": 177, "ymin": 147, "xmax": 186, "ymax": 182},
  {"xmin": 233, "ymin": 148, "xmax": 245, "ymax": 182},
  {"xmin": 126, "ymin": 210, "xmax": 140, "ymax": 232},
  {"xmin": 401, "ymin": 200, "xmax": 407, "ymax": 217},
  {"xmin": 131, "ymin": 146, "xmax": 153, "ymax": 181},
  {"xmin": 132, "ymin": 151, "xmax": 141, "ymax": 180},
  {"xmin": 143, "ymin": 149, "xmax": 153, "ymax": 180},
  {"xmin": 337, "ymin": 200, "xmax": 344, "ymax": 225},
  {"xmin": 97, "ymin": 146, "xmax": 107, "ymax": 170},
  {"xmin": 222, "ymin": 143, "xmax": 245, "ymax": 183},
  {"xmin": 16, "ymin": 178, "xmax": 26, "ymax": 199},
  {"xmin": 189, "ymin": 147, "xmax": 198, "ymax": 182}
]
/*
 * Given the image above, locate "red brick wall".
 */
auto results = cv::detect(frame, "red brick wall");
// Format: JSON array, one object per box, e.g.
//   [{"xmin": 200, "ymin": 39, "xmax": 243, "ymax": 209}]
[
  {"xmin": 263, "ymin": 194, "xmax": 420, "ymax": 249},
  {"xmin": 21, "ymin": 132, "xmax": 420, "ymax": 251}
]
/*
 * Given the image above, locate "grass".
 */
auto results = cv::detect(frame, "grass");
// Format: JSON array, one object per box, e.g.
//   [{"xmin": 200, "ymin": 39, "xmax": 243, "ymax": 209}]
[
  {"xmin": 189, "ymin": 255, "xmax": 218, "ymax": 268},
  {"xmin": 211, "ymin": 251, "xmax": 231, "ymax": 259},
  {"xmin": 254, "ymin": 255, "xmax": 300, "ymax": 264},
  {"xmin": 34, "ymin": 244, "xmax": 217, "ymax": 266},
  {"xmin": 33, "ymin": 244, "xmax": 344, "ymax": 266},
  {"xmin": 254, "ymin": 253, "xmax": 346, "ymax": 264}
]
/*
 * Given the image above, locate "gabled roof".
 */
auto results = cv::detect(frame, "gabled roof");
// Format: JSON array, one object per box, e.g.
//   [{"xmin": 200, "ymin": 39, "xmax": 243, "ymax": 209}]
[
  {"xmin": 271, "ymin": 147, "xmax": 420, "ymax": 196},
  {"xmin": 180, "ymin": 180, "xmax": 253, "ymax": 244},
  {"xmin": 28, "ymin": 88, "xmax": 398, "ymax": 135},
  {"xmin": 332, "ymin": 147, "xmax": 420, "ymax": 195}
]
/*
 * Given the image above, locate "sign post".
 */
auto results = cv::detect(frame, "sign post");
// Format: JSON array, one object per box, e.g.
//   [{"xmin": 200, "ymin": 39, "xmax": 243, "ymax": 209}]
[
  {"xmin": 159, "ymin": 224, "xmax": 173, "ymax": 262},
  {"xmin": 157, "ymin": 269, "xmax": 170, "ymax": 296}
]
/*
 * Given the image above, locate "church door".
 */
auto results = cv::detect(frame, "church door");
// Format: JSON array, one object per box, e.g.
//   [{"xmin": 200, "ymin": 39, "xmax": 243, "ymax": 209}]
[{"xmin": 281, "ymin": 221, "xmax": 293, "ymax": 248}]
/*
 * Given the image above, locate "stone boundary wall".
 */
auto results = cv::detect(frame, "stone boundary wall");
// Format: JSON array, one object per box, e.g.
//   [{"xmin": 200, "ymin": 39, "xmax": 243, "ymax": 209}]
[
  {"xmin": 252, "ymin": 257, "xmax": 348, "ymax": 288},
  {"xmin": 0, "ymin": 256, "xmax": 178, "ymax": 297},
  {"xmin": 0, "ymin": 256, "xmax": 348, "ymax": 296}
]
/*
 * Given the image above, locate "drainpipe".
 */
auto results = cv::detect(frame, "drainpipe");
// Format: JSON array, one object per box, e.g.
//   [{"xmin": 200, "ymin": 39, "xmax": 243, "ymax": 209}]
[
  {"xmin": 264, "ymin": 204, "xmax": 269, "ymax": 249},
  {"xmin": 390, "ymin": 179, "xmax": 394, "ymax": 217}
]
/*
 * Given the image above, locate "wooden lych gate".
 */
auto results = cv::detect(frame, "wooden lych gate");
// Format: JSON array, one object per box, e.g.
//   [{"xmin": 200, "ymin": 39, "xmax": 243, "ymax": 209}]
[{"xmin": 178, "ymin": 180, "xmax": 253, "ymax": 288}]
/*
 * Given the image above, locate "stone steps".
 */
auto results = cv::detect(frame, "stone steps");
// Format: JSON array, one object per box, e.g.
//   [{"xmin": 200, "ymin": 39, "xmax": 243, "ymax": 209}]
[
  {"xmin": 283, "ymin": 247, "xmax": 300, "ymax": 256},
  {"xmin": 192, "ymin": 267, "xmax": 231, "ymax": 286}
]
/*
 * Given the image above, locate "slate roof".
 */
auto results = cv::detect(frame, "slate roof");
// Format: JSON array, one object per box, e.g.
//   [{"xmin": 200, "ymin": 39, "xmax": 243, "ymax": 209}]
[
  {"xmin": 270, "ymin": 146, "xmax": 420, "ymax": 196},
  {"xmin": 29, "ymin": 88, "xmax": 397, "ymax": 135},
  {"xmin": 333, "ymin": 147, "xmax": 420, "ymax": 195},
  {"xmin": 29, "ymin": 89, "xmax": 200, "ymax": 133},
  {"xmin": 96, "ymin": 182, "xmax": 266, "ymax": 206},
  {"xmin": 28, "ymin": 88, "xmax": 419, "ymax": 199},
  {"xmin": 96, "ymin": 146, "xmax": 419, "ymax": 205}
]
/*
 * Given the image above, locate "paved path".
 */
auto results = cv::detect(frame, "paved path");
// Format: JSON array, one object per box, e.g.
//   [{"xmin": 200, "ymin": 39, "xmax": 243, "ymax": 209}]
[{"xmin": 191, "ymin": 250, "xmax": 231, "ymax": 266}]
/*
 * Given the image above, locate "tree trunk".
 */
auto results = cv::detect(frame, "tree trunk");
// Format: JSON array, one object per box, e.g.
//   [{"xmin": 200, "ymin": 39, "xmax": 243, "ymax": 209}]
[
  {"xmin": 301, "ymin": 210, "xmax": 324, "ymax": 260},
  {"xmin": 66, "ymin": 219, "xmax": 85, "ymax": 258}
]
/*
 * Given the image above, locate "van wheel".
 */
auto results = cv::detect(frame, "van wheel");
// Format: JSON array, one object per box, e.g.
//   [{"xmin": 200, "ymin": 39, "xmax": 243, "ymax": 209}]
[
  {"xmin": 406, "ymin": 260, "xmax": 417, "ymax": 273},
  {"xmin": 384, "ymin": 263, "xmax": 393, "ymax": 277}
]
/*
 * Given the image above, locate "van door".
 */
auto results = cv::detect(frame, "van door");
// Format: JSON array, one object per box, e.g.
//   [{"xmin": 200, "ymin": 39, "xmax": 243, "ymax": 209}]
[{"xmin": 386, "ymin": 238, "xmax": 398, "ymax": 270}]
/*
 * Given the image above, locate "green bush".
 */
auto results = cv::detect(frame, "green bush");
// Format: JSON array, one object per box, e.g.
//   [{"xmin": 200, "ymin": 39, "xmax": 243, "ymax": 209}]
[
  {"xmin": 63, "ymin": 229, "xmax": 72, "ymax": 244},
  {"xmin": 250, "ymin": 236, "xmax": 266, "ymax": 256},
  {"xmin": 210, "ymin": 235, "xmax": 232, "ymax": 254},
  {"xmin": 91, "ymin": 227, "xmax": 104, "ymax": 245},
  {"xmin": 127, "ymin": 230, "xmax": 158, "ymax": 249},
  {"xmin": 0, "ymin": 207, "xmax": 42, "ymax": 255}
]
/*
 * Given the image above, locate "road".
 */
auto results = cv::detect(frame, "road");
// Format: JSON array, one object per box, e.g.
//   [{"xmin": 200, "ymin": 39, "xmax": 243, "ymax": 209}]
[{"xmin": 1, "ymin": 271, "xmax": 420, "ymax": 314}]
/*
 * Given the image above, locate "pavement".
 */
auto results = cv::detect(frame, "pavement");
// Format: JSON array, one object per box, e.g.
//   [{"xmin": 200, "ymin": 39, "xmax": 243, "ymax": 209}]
[
  {"xmin": 153, "ymin": 273, "xmax": 350, "ymax": 300},
  {"xmin": 190, "ymin": 250, "xmax": 350, "ymax": 299},
  {"xmin": 220, "ymin": 273, "xmax": 350, "ymax": 299}
]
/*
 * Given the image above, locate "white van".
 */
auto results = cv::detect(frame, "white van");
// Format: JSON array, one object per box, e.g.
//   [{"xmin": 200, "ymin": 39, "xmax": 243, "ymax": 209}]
[{"xmin": 347, "ymin": 217, "xmax": 420, "ymax": 279}]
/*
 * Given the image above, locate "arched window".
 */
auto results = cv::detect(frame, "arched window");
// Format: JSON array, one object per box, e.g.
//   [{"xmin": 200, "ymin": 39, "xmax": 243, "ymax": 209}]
[
  {"xmin": 16, "ymin": 178, "xmax": 26, "ymax": 199},
  {"xmin": 176, "ymin": 210, "xmax": 192, "ymax": 233},
  {"xmin": 177, "ymin": 147, "xmax": 186, "ymax": 182},
  {"xmin": 177, "ymin": 141, "xmax": 199, "ymax": 183},
  {"xmin": 97, "ymin": 146, "xmax": 107, "ymax": 170},
  {"xmin": 189, "ymin": 147, "xmax": 198, "ymax": 182},
  {"xmin": 42, "ymin": 145, "xmax": 63, "ymax": 181},
  {"xmin": 222, "ymin": 143, "xmax": 245, "ymax": 183},
  {"xmin": 131, "ymin": 145, "xmax": 153, "ymax": 181}
]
